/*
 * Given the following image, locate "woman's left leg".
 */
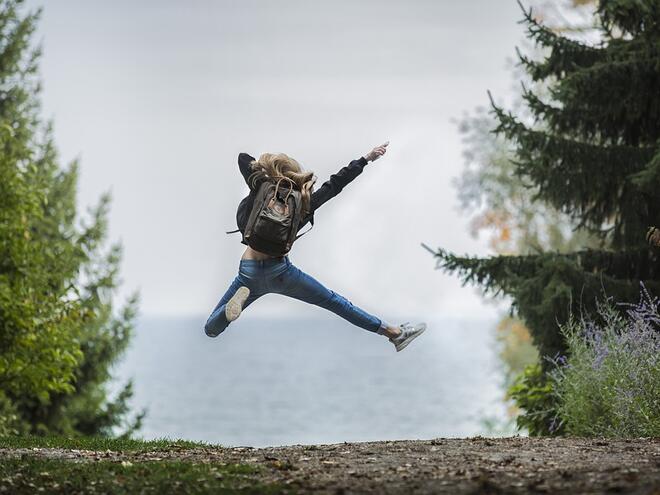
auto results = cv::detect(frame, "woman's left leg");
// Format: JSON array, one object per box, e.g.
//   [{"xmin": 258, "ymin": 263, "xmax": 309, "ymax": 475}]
[{"xmin": 272, "ymin": 261, "xmax": 390, "ymax": 335}]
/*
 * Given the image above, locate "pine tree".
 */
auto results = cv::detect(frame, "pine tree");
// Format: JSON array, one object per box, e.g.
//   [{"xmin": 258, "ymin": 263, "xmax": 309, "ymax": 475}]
[
  {"xmin": 0, "ymin": 0, "xmax": 142, "ymax": 435},
  {"xmin": 452, "ymin": 3, "xmax": 606, "ymax": 435},
  {"xmin": 428, "ymin": 0, "xmax": 660, "ymax": 363}
]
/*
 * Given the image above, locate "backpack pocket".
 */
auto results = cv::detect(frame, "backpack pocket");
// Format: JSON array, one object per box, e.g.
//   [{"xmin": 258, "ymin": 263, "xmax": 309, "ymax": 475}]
[{"xmin": 254, "ymin": 207, "xmax": 292, "ymax": 242}]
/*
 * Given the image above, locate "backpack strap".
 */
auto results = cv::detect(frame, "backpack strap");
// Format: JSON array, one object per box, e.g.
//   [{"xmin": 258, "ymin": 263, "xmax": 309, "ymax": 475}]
[
  {"xmin": 226, "ymin": 228, "xmax": 241, "ymax": 235},
  {"xmin": 294, "ymin": 215, "xmax": 314, "ymax": 240}
]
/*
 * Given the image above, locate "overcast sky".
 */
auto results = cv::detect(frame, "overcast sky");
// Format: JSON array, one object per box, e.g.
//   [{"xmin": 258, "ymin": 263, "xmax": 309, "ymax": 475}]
[{"xmin": 26, "ymin": 0, "xmax": 527, "ymax": 322}]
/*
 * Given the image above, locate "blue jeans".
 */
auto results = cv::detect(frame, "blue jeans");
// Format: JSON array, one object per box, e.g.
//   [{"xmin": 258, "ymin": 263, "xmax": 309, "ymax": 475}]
[{"xmin": 205, "ymin": 256, "xmax": 388, "ymax": 337}]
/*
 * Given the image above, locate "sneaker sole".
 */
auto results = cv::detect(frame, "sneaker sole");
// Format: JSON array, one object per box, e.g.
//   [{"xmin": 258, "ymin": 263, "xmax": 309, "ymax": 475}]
[
  {"xmin": 225, "ymin": 286, "xmax": 250, "ymax": 322},
  {"xmin": 396, "ymin": 324, "xmax": 427, "ymax": 352}
]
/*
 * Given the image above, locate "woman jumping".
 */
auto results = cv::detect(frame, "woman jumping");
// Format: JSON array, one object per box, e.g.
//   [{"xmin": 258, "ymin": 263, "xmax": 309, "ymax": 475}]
[{"xmin": 204, "ymin": 142, "xmax": 426, "ymax": 352}]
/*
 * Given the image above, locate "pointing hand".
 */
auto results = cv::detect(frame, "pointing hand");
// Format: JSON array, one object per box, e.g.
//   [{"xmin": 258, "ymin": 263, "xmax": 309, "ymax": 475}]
[{"xmin": 364, "ymin": 141, "xmax": 389, "ymax": 162}]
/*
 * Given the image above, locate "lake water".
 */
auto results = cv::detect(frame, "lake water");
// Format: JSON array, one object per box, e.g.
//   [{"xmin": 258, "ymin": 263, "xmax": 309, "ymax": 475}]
[{"xmin": 112, "ymin": 316, "xmax": 508, "ymax": 447}]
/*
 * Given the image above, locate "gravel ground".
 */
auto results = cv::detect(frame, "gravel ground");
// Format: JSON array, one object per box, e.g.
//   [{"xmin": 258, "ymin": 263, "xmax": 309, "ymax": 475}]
[{"xmin": 2, "ymin": 437, "xmax": 659, "ymax": 494}]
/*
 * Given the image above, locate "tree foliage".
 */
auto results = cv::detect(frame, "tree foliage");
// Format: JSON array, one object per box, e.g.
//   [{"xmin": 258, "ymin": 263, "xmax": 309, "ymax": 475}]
[
  {"xmin": 453, "ymin": 3, "xmax": 601, "ymax": 425},
  {"xmin": 431, "ymin": 0, "xmax": 660, "ymax": 365},
  {"xmin": 0, "ymin": 0, "xmax": 142, "ymax": 436}
]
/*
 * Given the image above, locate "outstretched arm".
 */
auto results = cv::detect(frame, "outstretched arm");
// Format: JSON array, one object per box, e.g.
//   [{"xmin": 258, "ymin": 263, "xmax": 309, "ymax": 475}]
[
  {"xmin": 238, "ymin": 152, "xmax": 256, "ymax": 186},
  {"xmin": 309, "ymin": 142, "xmax": 389, "ymax": 212}
]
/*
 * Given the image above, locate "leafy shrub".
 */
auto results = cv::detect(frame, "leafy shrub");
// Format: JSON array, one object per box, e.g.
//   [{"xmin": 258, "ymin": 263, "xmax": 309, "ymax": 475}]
[
  {"xmin": 0, "ymin": 392, "xmax": 27, "ymax": 437},
  {"xmin": 507, "ymin": 363, "xmax": 562, "ymax": 436}
]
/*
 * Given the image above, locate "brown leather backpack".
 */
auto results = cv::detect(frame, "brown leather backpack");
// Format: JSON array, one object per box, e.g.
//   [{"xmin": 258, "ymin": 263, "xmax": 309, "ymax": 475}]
[{"xmin": 240, "ymin": 177, "xmax": 312, "ymax": 256}]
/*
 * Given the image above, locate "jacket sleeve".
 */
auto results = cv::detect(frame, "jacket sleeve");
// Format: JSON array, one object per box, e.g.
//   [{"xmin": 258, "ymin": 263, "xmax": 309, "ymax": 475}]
[
  {"xmin": 309, "ymin": 156, "xmax": 368, "ymax": 212},
  {"xmin": 238, "ymin": 152, "xmax": 257, "ymax": 187}
]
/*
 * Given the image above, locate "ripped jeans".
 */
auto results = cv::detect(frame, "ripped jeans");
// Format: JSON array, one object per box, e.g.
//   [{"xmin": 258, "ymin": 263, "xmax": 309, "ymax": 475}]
[{"xmin": 204, "ymin": 255, "xmax": 389, "ymax": 337}]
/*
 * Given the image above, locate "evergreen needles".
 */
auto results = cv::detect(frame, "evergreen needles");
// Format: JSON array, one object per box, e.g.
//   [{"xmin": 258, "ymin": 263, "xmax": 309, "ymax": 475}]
[{"xmin": 429, "ymin": 0, "xmax": 660, "ymax": 362}]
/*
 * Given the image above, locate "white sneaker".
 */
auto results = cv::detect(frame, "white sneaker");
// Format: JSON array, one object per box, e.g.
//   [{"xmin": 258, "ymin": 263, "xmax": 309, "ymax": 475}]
[
  {"xmin": 225, "ymin": 286, "xmax": 250, "ymax": 322},
  {"xmin": 389, "ymin": 322, "xmax": 426, "ymax": 352}
]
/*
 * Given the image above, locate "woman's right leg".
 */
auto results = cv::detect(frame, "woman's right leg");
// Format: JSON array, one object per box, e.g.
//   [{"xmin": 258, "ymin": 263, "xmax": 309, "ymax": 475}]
[
  {"xmin": 205, "ymin": 274, "xmax": 261, "ymax": 337},
  {"xmin": 272, "ymin": 261, "xmax": 390, "ymax": 335}
]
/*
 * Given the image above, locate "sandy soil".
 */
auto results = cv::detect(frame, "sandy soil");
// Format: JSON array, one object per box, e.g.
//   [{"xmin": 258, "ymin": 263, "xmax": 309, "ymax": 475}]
[{"xmin": 2, "ymin": 436, "xmax": 659, "ymax": 494}]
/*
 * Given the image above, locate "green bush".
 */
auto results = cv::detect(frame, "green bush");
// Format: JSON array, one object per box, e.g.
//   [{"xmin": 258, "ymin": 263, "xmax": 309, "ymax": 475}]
[
  {"xmin": 550, "ymin": 288, "xmax": 660, "ymax": 437},
  {"xmin": 507, "ymin": 363, "xmax": 562, "ymax": 436}
]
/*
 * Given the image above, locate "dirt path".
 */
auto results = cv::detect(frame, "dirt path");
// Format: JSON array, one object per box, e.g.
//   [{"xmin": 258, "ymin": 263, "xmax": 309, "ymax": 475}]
[{"xmin": 2, "ymin": 437, "xmax": 659, "ymax": 494}]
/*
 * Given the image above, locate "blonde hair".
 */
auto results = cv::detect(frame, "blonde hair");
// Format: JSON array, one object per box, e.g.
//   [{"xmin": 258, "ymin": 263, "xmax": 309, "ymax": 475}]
[{"xmin": 248, "ymin": 153, "xmax": 316, "ymax": 215}]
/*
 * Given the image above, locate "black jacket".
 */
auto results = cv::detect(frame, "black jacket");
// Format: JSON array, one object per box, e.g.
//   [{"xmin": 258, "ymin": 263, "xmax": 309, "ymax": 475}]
[{"xmin": 234, "ymin": 152, "xmax": 369, "ymax": 245}]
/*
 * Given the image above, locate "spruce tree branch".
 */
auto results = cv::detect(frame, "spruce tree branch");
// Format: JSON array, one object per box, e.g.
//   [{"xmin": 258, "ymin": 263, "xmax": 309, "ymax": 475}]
[
  {"xmin": 517, "ymin": 0, "xmax": 598, "ymax": 53},
  {"xmin": 420, "ymin": 242, "xmax": 437, "ymax": 256},
  {"xmin": 433, "ymin": 247, "xmax": 660, "ymax": 297},
  {"xmin": 564, "ymin": 53, "xmax": 660, "ymax": 81},
  {"xmin": 494, "ymin": 109, "xmax": 655, "ymax": 159}
]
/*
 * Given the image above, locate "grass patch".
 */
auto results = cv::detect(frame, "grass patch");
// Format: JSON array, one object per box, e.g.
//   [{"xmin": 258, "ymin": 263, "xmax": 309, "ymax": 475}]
[
  {"xmin": 0, "ymin": 435, "xmax": 214, "ymax": 452},
  {"xmin": 0, "ymin": 458, "xmax": 290, "ymax": 494}
]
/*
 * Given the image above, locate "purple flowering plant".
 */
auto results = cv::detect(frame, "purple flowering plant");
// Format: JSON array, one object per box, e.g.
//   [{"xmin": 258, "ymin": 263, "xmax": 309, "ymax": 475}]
[{"xmin": 548, "ymin": 284, "xmax": 660, "ymax": 437}]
